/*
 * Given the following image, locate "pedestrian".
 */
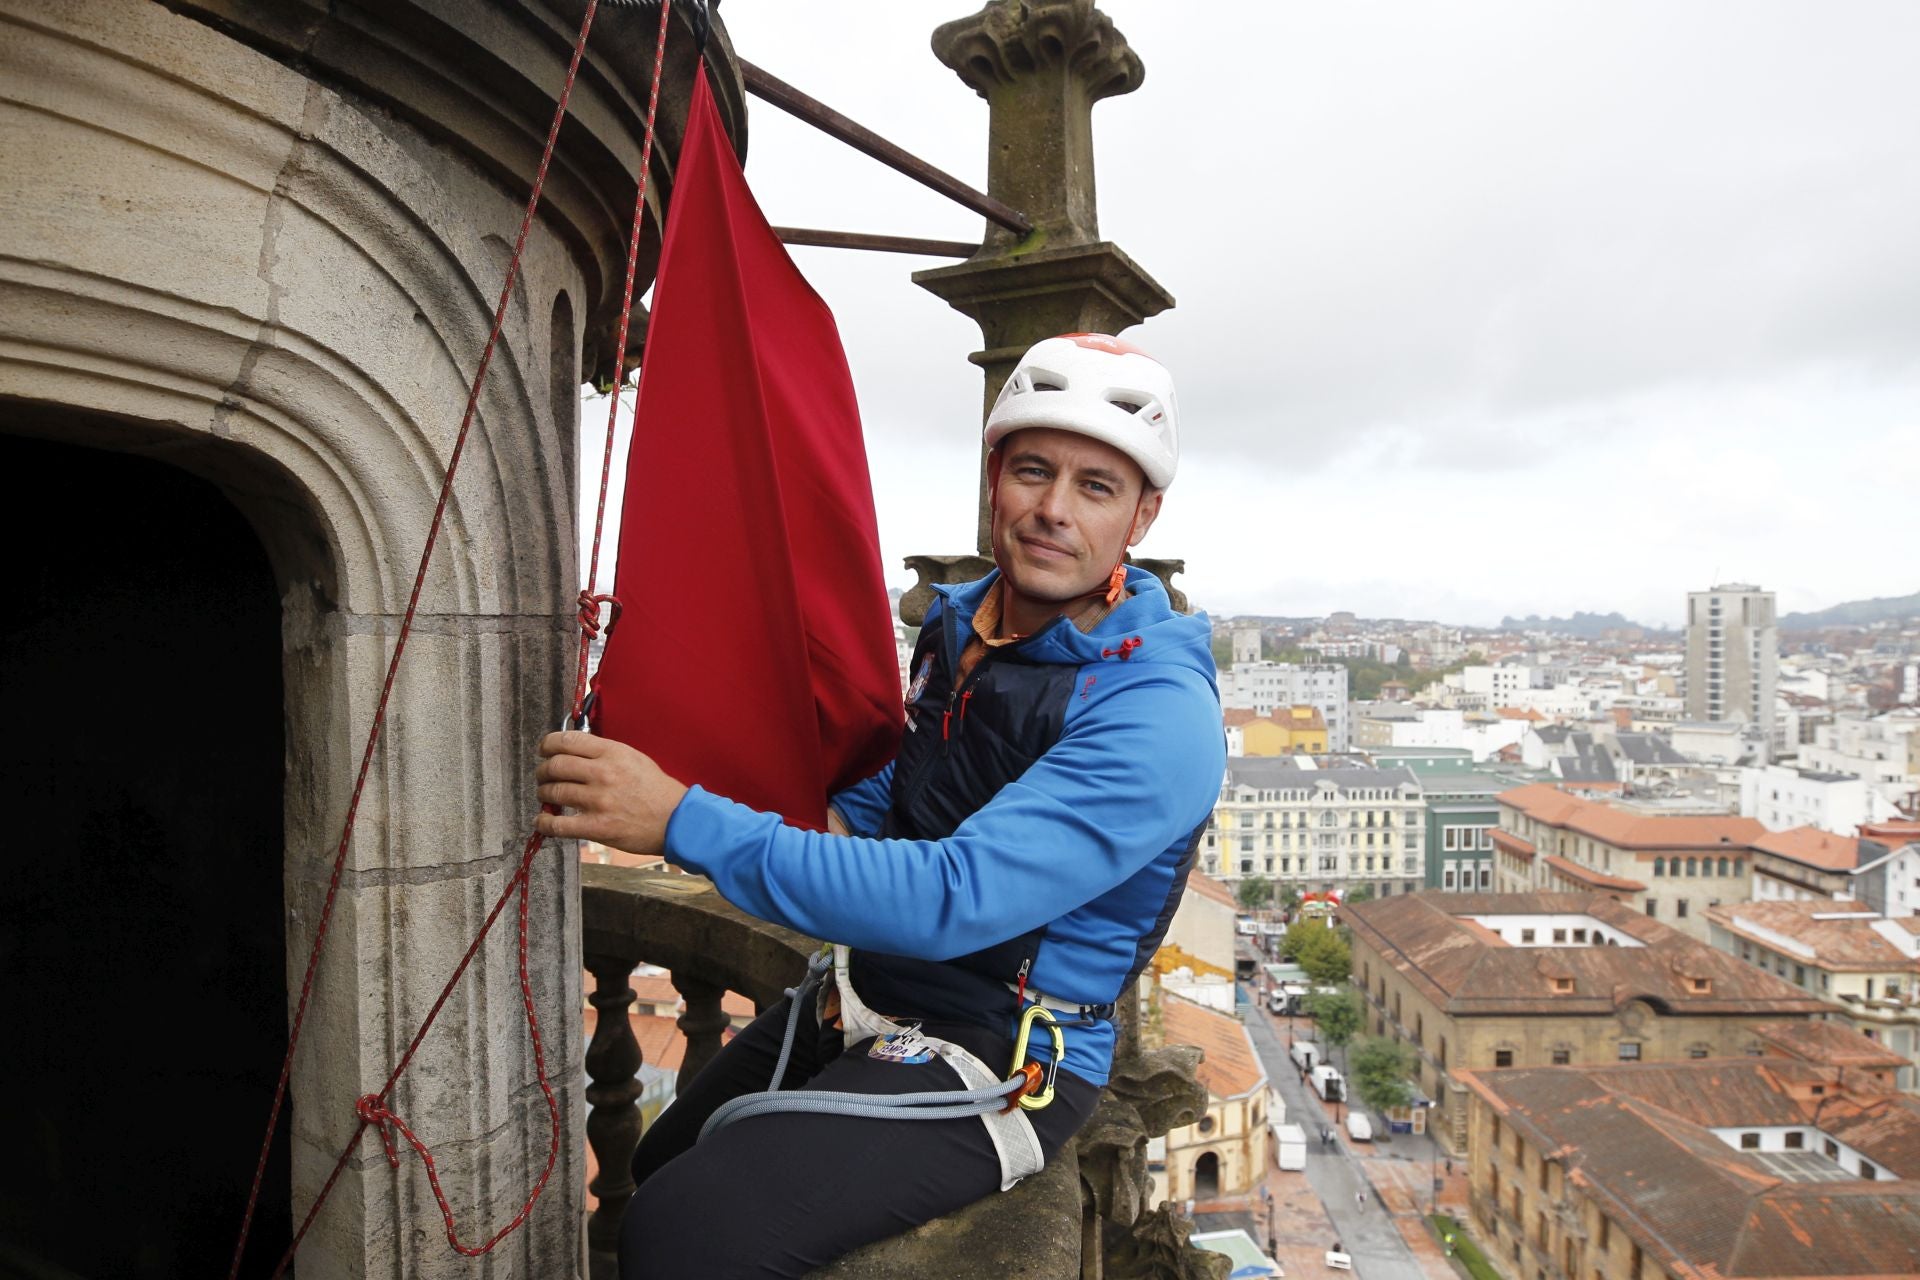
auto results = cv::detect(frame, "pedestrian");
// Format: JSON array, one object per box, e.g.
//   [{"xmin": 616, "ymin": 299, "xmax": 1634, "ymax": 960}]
[
  {"xmin": 537, "ymin": 334, "xmax": 1220, "ymax": 1278},
  {"xmin": 1356, "ymin": 1190, "xmax": 1367, "ymax": 1212}
]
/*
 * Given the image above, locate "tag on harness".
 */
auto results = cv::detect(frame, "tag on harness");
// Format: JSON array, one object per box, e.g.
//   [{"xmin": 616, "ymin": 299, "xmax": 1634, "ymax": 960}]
[{"xmin": 867, "ymin": 1026, "xmax": 936, "ymax": 1065}]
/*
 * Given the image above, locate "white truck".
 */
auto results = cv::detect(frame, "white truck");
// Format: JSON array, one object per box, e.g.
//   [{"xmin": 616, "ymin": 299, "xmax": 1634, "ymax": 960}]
[
  {"xmin": 1311, "ymin": 1064, "xmax": 1345, "ymax": 1102},
  {"xmin": 1288, "ymin": 1040, "xmax": 1320, "ymax": 1073},
  {"xmin": 1274, "ymin": 1122, "xmax": 1308, "ymax": 1171}
]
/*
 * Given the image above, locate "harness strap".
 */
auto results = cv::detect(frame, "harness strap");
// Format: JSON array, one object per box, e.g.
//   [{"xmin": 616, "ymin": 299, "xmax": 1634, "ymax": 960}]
[{"xmin": 828, "ymin": 946, "xmax": 1045, "ymax": 1189}]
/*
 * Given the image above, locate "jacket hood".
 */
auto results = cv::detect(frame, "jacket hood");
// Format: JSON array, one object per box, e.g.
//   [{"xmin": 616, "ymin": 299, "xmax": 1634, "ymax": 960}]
[{"xmin": 935, "ymin": 568, "xmax": 1220, "ymax": 694}]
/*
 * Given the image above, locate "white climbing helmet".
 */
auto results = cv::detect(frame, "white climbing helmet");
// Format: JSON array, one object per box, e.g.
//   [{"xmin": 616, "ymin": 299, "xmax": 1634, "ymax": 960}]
[{"xmin": 984, "ymin": 333, "xmax": 1180, "ymax": 490}]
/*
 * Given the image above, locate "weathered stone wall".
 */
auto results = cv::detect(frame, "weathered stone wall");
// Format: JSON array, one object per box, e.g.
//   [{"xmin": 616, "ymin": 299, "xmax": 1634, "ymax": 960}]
[{"xmin": 0, "ymin": 0, "xmax": 728, "ymax": 1272}]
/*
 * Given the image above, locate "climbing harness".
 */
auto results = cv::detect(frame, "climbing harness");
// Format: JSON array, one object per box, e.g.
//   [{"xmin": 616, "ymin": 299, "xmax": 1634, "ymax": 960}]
[
  {"xmin": 226, "ymin": 2, "xmax": 678, "ymax": 1275},
  {"xmin": 699, "ymin": 945, "xmax": 1088, "ymax": 1190}
]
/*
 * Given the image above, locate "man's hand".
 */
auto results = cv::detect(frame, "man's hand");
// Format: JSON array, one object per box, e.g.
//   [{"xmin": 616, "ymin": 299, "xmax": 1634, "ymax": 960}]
[{"xmin": 534, "ymin": 731, "xmax": 689, "ymax": 855}]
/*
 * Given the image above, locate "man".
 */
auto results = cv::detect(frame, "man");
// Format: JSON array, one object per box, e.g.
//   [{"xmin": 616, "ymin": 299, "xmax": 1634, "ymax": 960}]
[{"xmin": 536, "ymin": 333, "xmax": 1224, "ymax": 1277}]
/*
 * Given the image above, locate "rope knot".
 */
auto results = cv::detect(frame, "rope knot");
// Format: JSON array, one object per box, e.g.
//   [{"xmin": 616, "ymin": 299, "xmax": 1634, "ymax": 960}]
[
  {"xmin": 355, "ymin": 1094, "xmax": 402, "ymax": 1168},
  {"xmin": 576, "ymin": 590, "xmax": 623, "ymax": 639},
  {"xmin": 1101, "ymin": 637, "xmax": 1143, "ymax": 661}
]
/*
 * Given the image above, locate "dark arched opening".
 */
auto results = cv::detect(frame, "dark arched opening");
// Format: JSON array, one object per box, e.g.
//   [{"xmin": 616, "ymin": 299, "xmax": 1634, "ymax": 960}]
[
  {"xmin": 1192, "ymin": 1150, "xmax": 1221, "ymax": 1200},
  {"xmin": 0, "ymin": 433, "xmax": 288, "ymax": 1278}
]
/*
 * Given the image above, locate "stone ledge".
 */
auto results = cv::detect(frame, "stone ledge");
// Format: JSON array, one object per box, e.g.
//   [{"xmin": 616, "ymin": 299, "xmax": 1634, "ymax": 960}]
[{"xmin": 809, "ymin": 1143, "xmax": 1083, "ymax": 1280}]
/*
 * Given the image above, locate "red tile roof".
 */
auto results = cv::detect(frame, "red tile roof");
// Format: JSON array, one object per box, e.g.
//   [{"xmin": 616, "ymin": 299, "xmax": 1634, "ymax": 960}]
[
  {"xmin": 1490, "ymin": 829, "xmax": 1536, "ymax": 861},
  {"xmin": 1540, "ymin": 853, "xmax": 1647, "ymax": 894},
  {"xmin": 1752, "ymin": 826, "xmax": 1866, "ymax": 872},
  {"xmin": 1161, "ymin": 994, "xmax": 1266, "ymax": 1099},
  {"xmin": 1750, "ymin": 1020, "xmax": 1909, "ymax": 1071},
  {"xmin": 1500, "ymin": 783, "xmax": 1765, "ymax": 850},
  {"xmin": 1705, "ymin": 901, "xmax": 1920, "ymax": 973},
  {"xmin": 1223, "ymin": 708, "xmax": 1260, "ymax": 728},
  {"xmin": 1344, "ymin": 893, "xmax": 1830, "ymax": 1017},
  {"xmin": 1455, "ymin": 1060, "xmax": 1920, "ymax": 1278},
  {"xmin": 1185, "ymin": 871, "xmax": 1239, "ymax": 910}
]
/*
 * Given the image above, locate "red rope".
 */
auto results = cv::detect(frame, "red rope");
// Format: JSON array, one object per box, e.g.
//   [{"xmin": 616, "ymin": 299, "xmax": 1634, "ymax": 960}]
[{"xmin": 227, "ymin": 1, "xmax": 675, "ymax": 1274}]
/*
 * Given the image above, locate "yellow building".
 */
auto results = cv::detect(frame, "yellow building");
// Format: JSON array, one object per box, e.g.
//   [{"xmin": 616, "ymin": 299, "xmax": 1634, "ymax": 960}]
[
  {"xmin": 1151, "ymin": 994, "xmax": 1270, "ymax": 1204},
  {"xmin": 1241, "ymin": 705, "xmax": 1328, "ymax": 756}
]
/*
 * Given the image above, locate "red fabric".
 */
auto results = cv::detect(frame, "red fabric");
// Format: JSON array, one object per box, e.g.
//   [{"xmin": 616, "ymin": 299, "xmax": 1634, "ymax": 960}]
[{"xmin": 591, "ymin": 66, "xmax": 899, "ymax": 831}]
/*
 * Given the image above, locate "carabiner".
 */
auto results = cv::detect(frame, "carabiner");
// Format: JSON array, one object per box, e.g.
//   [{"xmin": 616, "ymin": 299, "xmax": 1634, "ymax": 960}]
[{"xmin": 1006, "ymin": 1003, "xmax": 1067, "ymax": 1112}]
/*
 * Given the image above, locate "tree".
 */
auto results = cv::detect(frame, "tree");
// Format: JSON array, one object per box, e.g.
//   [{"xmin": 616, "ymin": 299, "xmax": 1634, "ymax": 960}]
[
  {"xmin": 1346, "ymin": 884, "xmax": 1375, "ymax": 904},
  {"xmin": 1302, "ymin": 987, "xmax": 1364, "ymax": 1074},
  {"xmin": 1278, "ymin": 885, "xmax": 1302, "ymax": 916},
  {"xmin": 1236, "ymin": 875, "xmax": 1274, "ymax": 912},
  {"xmin": 1350, "ymin": 1036, "xmax": 1418, "ymax": 1114},
  {"xmin": 1284, "ymin": 921, "xmax": 1352, "ymax": 986}
]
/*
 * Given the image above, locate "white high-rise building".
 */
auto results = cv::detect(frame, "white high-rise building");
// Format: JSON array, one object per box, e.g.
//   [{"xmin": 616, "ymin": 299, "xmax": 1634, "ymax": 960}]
[{"xmin": 1684, "ymin": 584, "xmax": 1778, "ymax": 742}]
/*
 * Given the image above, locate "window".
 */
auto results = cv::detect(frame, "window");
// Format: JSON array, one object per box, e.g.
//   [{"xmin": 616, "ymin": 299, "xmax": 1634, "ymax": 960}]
[
  {"xmin": 1652, "ymin": 857, "xmax": 1665, "ymax": 877},
  {"xmin": 1688, "ymin": 1045, "xmax": 1709, "ymax": 1059},
  {"xmin": 1521, "ymin": 928, "xmax": 1536, "ymax": 944},
  {"xmin": 1676, "ymin": 899, "xmax": 1690, "ymax": 919},
  {"xmin": 1495, "ymin": 1049, "xmax": 1514, "ymax": 1068},
  {"xmin": 1572, "ymin": 928, "xmax": 1588, "ymax": 944},
  {"xmin": 1824, "ymin": 1139, "xmax": 1840, "ymax": 1159},
  {"xmin": 1551, "ymin": 978, "xmax": 1574, "ymax": 995},
  {"xmin": 1739, "ymin": 1132, "xmax": 1760, "ymax": 1150},
  {"xmin": 1490, "ymin": 1166, "xmax": 1501, "ymax": 1204},
  {"xmin": 1552, "ymin": 928, "xmax": 1567, "ymax": 944},
  {"xmin": 1861, "ymin": 1163, "xmax": 1878, "ymax": 1181},
  {"xmin": 1644, "ymin": 900, "xmax": 1657, "ymax": 916},
  {"xmin": 1686, "ymin": 858, "xmax": 1698, "ymax": 876},
  {"xmin": 1551, "ymin": 1048, "xmax": 1571, "ymax": 1065},
  {"xmin": 1718, "ymin": 857, "xmax": 1731, "ymax": 876},
  {"xmin": 1598, "ymin": 1216, "xmax": 1610, "ymax": 1252},
  {"xmin": 1688, "ymin": 977, "xmax": 1711, "ymax": 994},
  {"xmin": 1618, "ymin": 1042, "xmax": 1641, "ymax": 1062},
  {"xmin": 1784, "ymin": 1131, "xmax": 1804, "ymax": 1150}
]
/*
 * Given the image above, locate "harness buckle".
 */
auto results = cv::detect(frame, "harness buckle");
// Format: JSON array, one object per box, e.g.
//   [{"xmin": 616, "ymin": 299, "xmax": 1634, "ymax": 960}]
[{"xmin": 1006, "ymin": 1004, "xmax": 1067, "ymax": 1112}]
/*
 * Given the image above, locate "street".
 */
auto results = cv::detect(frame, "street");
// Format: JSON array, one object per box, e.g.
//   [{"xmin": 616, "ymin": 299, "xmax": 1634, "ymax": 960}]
[{"xmin": 1239, "ymin": 998, "xmax": 1468, "ymax": 1280}]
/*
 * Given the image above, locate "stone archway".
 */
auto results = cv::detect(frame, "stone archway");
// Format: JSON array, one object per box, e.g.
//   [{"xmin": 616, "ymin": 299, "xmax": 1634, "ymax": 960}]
[
  {"xmin": 0, "ymin": 0, "xmax": 743, "ymax": 1270},
  {"xmin": 0, "ymin": 433, "xmax": 291, "ymax": 1277},
  {"xmin": 1192, "ymin": 1151, "xmax": 1221, "ymax": 1201}
]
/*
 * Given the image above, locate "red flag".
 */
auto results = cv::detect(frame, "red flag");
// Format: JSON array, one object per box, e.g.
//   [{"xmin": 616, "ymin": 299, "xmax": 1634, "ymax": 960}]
[{"xmin": 590, "ymin": 65, "xmax": 899, "ymax": 831}]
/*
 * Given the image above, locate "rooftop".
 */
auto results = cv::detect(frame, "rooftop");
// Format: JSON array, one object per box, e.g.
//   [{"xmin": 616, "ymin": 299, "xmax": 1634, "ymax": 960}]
[
  {"xmin": 1706, "ymin": 900, "xmax": 1920, "ymax": 974},
  {"xmin": 1750, "ymin": 1020, "xmax": 1911, "ymax": 1072},
  {"xmin": 1344, "ymin": 893, "xmax": 1830, "ymax": 1017},
  {"xmin": 1751, "ymin": 826, "xmax": 1872, "ymax": 873},
  {"xmin": 1456, "ymin": 1060, "xmax": 1920, "ymax": 1277},
  {"xmin": 1499, "ymin": 782, "xmax": 1766, "ymax": 850},
  {"xmin": 1226, "ymin": 757, "xmax": 1420, "ymax": 792},
  {"xmin": 1160, "ymin": 994, "xmax": 1266, "ymax": 1100}
]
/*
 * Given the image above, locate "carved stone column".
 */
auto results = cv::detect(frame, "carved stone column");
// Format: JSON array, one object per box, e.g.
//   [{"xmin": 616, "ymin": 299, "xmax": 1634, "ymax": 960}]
[{"xmin": 914, "ymin": 0, "xmax": 1175, "ymax": 559}]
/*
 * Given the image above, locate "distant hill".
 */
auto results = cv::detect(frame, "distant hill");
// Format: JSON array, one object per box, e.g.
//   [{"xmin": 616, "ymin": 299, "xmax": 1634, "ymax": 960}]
[
  {"xmin": 1781, "ymin": 590, "xmax": 1920, "ymax": 630},
  {"xmin": 1498, "ymin": 611, "xmax": 1656, "ymax": 638}
]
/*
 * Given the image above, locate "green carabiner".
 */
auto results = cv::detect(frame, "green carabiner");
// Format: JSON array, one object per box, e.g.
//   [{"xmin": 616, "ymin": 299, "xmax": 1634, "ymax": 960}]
[{"xmin": 1007, "ymin": 1003, "xmax": 1067, "ymax": 1111}]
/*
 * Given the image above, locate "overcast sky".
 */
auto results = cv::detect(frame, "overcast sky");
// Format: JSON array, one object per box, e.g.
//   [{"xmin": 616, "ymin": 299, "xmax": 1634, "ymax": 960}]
[{"xmin": 583, "ymin": 1, "xmax": 1920, "ymax": 629}]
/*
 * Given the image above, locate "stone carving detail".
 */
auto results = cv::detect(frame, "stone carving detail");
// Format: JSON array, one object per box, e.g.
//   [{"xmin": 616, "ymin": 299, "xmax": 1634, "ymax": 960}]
[
  {"xmin": 934, "ymin": 0, "xmax": 1145, "ymax": 103},
  {"xmin": 1102, "ymin": 1203, "xmax": 1231, "ymax": 1280}
]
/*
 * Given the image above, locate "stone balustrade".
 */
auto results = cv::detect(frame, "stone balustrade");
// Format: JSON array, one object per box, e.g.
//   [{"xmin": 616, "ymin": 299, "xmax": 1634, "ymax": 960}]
[{"xmin": 579, "ymin": 862, "xmax": 1226, "ymax": 1279}]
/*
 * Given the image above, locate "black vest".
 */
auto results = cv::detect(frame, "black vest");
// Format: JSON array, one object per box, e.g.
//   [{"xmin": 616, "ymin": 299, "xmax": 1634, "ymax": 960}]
[{"xmin": 848, "ymin": 605, "xmax": 1138, "ymax": 1032}]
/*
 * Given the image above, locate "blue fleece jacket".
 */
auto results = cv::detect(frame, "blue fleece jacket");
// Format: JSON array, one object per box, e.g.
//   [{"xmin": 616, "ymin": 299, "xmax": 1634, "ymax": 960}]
[{"xmin": 663, "ymin": 567, "xmax": 1226, "ymax": 1084}]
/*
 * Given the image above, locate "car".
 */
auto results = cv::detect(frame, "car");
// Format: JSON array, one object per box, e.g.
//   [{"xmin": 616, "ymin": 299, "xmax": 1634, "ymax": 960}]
[{"xmin": 1345, "ymin": 1111, "xmax": 1374, "ymax": 1143}]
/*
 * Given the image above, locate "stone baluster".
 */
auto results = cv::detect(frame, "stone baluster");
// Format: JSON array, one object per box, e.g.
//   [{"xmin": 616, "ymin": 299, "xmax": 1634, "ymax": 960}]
[
  {"xmin": 584, "ymin": 948, "xmax": 644, "ymax": 1280},
  {"xmin": 672, "ymin": 970, "xmax": 731, "ymax": 1088}
]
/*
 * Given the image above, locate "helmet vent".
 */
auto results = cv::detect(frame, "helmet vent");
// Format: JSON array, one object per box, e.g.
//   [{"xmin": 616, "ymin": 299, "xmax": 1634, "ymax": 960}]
[
  {"xmin": 1108, "ymin": 398, "xmax": 1144, "ymax": 414},
  {"xmin": 1031, "ymin": 380, "xmax": 1064, "ymax": 393}
]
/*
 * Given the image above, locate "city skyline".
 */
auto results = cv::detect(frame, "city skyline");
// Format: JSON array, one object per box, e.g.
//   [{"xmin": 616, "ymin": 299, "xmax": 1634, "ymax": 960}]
[{"xmin": 585, "ymin": 2, "xmax": 1920, "ymax": 630}]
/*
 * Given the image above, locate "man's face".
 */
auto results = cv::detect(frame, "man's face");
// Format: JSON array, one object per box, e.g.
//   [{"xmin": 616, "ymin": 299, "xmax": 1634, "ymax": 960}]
[{"xmin": 989, "ymin": 427, "xmax": 1163, "ymax": 607}]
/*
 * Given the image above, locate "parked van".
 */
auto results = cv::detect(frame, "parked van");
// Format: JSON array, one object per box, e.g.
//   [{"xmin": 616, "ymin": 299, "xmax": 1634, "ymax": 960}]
[
  {"xmin": 1289, "ymin": 1041, "xmax": 1320, "ymax": 1073},
  {"xmin": 1311, "ymin": 1064, "xmax": 1344, "ymax": 1102},
  {"xmin": 1345, "ymin": 1111, "xmax": 1373, "ymax": 1143},
  {"xmin": 1274, "ymin": 1123, "xmax": 1308, "ymax": 1171}
]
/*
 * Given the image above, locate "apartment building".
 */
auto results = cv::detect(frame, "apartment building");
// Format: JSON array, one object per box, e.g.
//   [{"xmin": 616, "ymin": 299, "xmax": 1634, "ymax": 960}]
[
  {"xmin": 1683, "ymin": 583, "xmax": 1778, "ymax": 741},
  {"xmin": 1202, "ymin": 757, "xmax": 1424, "ymax": 898}
]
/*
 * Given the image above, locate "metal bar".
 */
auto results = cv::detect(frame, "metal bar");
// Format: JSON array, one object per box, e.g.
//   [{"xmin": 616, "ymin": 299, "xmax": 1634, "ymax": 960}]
[
  {"xmin": 741, "ymin": 59, "xmax": 1032, "ymax": 236},
  {"xmin": 773, "ymin": 226, "xmax": 977, "ymax": 258}
]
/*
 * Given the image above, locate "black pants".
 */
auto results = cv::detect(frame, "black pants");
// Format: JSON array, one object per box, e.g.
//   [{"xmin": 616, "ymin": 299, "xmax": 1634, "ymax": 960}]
[{"xmin": 619, "ymin": 995, "xmax": 1100, "ymax": 1279}]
